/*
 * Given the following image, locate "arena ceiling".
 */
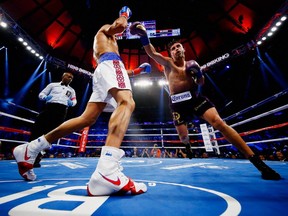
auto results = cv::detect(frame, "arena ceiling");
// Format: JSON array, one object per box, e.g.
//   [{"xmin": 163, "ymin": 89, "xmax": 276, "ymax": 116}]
[
  {"xmin": 0, "ymin": 0, "xmax": 286, "ymax": 70},
  {"xmin": 0, "ymin": 0, "xmax": 288, "ymax": 125}
]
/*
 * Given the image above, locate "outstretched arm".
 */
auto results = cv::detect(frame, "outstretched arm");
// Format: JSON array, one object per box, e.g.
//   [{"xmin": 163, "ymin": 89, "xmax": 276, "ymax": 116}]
[{"xmin": 130, "ymin": 22, "xmax": 171, "ymax": 68}]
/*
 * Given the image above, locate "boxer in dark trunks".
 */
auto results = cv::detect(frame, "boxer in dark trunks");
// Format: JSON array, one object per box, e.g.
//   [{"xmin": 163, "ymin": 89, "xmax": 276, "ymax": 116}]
[{"xmin": 130, "ymin": 22, "xmax": 281, "ymax": 180}]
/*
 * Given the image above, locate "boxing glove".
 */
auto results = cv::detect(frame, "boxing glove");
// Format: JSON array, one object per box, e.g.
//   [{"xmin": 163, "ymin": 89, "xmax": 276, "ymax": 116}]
[
  {"xmin": 186, "ymin": 60, "xmax": 203, "ymax": 79},
  {"xmin": 129, "ymin": 21, "xmax": 150, "ymax": 46},
  {"xmin": 119, "ymin": 6, "xmax": 132, "ymax": 20},
  {"xmin": 132, "ymin": 63, "xmax": 151, "ymax": 76}
]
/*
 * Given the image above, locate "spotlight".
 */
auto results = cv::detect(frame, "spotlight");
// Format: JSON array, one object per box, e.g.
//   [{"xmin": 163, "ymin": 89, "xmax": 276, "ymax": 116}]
[
  {"xmin": 0, "ymin": 21, "xmax": 7, "ymax": 28},
  {"xmin": 158, "ymin": 80, "xmax": 168, "ymax": 86},
  {"xmin": 267, "ymin": 32, "xmax": 273, "ymax": 37},
  {"xmin": 280, "ymin": 16, "xmax": 287, "ymax": 21},
  {"xmin": 134, "ymin": 80, "xmax": 153, "ymax": 87}
]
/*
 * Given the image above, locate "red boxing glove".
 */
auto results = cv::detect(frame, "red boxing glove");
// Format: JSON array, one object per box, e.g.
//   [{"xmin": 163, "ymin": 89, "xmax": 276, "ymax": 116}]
[
  {"xmin": 119, "ymin": 6, "xmax": 132, "ymax": 20},
  {"xmin": 132, "ymin": 63, "xmax": 151, "ymax": 76}
]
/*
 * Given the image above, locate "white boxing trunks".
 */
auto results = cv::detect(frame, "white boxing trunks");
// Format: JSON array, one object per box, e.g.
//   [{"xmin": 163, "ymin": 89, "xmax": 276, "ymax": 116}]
[{"xmin": 89, "ymin": 52, "xmax": 132, "ymax": 112}]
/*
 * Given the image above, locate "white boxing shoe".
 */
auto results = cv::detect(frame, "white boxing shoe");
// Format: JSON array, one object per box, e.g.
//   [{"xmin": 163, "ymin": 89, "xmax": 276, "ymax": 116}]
[
  {"xmin": 13, "ymin": 143, "xmax": 37, "ymax": 181},
  {"xmin": 87, "ymin": 170, "xmax": 147, "ymax": 196},
  {"xmin": 13, "ymin": 136, "xmax": 50, "ymax": 181},
  {"xmin": 87, "ymin": 146, "xmax": 147, "ymax": 196}
]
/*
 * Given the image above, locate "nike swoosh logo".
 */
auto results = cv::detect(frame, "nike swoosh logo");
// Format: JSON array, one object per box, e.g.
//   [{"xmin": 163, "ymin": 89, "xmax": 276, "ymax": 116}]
[
  {"xmin": 99, "ymin": 172, "xmax": 121, "ymax": 186},
  {"xmin": 24, "ymin": 146, "xmax": 31, "ymax": 160}
]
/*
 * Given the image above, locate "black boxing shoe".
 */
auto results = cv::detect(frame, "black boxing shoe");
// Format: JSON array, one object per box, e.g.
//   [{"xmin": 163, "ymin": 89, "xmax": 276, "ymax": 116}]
[
  {"xmin": 33, "ymin": 152, "xmax": 44, "ymax": 168},
  {"xmin": 249, "ymin": 155, "xmax": 281, "ymax": 180},
  {"xmin": 185, "ymin": 143, "xmax": 193, "ymax": 159}
]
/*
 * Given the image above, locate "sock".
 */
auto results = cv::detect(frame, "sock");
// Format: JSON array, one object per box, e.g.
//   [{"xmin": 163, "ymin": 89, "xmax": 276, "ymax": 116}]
[
  {"xmin": 28, "ymin": 135, "xmax": 51, "ymax": 154},
  {"xmin": 96, "ymin": 146, "xmax": 125, "ymax": 175},
  {"xmin": 181, "ymin": 136, "xmax": 190, "ymax": 144}
]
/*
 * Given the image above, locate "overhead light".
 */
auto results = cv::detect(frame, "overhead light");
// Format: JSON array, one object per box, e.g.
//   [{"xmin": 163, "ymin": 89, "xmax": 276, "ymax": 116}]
[
  {"xmin": 134, "ymin": 80, "xmax": 153, "ymax": 87},
  {"xmin": 256, "ymin": 14, "xmax": 287, "ymax": 46},
  {"xmin": 0, "ymin": 21, "xmax": 7, "ymax": 28},
  {"xmin": 275, "ymin": 21, "xmax": 282, "ymax": 26},
  {"xmin": 158, "ymin": 80, "xmax": 168, "ymax": 86},
  {"xmin": 267, "ymin": 32, "xmax": 273, "ymax": 36},
  {"xmin": 280, "ymin": 16, "xmax": 287, "ymax": 21}
]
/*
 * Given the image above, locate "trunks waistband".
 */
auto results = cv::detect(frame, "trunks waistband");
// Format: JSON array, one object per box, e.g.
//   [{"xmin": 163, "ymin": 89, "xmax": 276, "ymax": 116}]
[
  {"xmin": 170, "ymin": 91, "xmax": 192, "ymax": 103},
  {"xmin": 98, "ymin": 52, "xmax": 122, "ymax": 64}
]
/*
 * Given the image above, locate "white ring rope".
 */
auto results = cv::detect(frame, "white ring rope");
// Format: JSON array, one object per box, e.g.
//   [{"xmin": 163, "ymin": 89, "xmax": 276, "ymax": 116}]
[
  {"xmin": 229, "ymin": 104, "xmax": 288, "ymax": 128},
  {"xmin": 1, "ymin": 93, "xmax": 287, "ymax": 152},
  {"xmin": 223, "ymin": 88, "xmax": 287, "ymax": 121},
  {"xmin": 0, "ymin": 111, "xmax": 35, "ymax": 123}
]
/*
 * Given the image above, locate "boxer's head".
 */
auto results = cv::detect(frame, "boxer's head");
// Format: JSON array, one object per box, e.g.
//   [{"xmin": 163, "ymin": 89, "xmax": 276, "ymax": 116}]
[{"xmin": 167, "ymin": 39, "xmax": 185, "ymax": 60}]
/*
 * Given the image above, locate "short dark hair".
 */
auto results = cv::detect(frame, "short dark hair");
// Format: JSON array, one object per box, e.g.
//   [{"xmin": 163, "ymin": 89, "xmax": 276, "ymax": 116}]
[{"xmin": 167, "ymin": 39, "xmax": 181, "ymax": 56}]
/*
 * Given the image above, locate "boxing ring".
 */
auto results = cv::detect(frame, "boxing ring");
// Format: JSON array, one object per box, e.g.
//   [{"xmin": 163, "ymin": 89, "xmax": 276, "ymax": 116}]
[{"xmin": 0, "ymin": 90, "xmax": 288, "ymax": 215}]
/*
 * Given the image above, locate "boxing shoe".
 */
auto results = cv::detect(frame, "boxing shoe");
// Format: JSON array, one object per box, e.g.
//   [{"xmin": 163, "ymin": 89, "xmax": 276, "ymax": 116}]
[
  {"xmin": 87, "ymin": 170, "xmax": 147, "ymax": 196},
  {"xmin": 87, "ymin": 146, "xmax": 147, "ymax": 196},
  {"xmin": 249, "ymin": 155, "xmax": 281, "ymax": 180},
  {"xmin": 13, "ymin": 143, "xmax": 37, "ymax": 181},
  {"xmin": 185, "ymin": 143, "xmax": 193, "ymax": 159},
  {"xmin": 33, "ymin": 151, "xmax": 46, "ymax": 168},
  {"xmin": 13, "ymin": 136, "xmax": 50, "ymax": 181}
]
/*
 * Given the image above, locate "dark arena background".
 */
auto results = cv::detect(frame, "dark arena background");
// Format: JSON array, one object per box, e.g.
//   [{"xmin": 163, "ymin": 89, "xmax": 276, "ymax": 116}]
[{"xmin": 0, "ymin": 1, "xmax": 288, "ymax": 215}]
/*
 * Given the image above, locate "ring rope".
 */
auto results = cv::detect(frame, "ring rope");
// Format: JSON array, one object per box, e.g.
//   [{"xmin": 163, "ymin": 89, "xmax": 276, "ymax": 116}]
[
  {"xmin": 212, "ymin": 122, "xmax": 288, "ymax": 141},
  {"xmin": 0, "ymin": 111, "xmax": 34, "ymax": 124},
  {"xmin": 223, "ymin": 88, "xmax": 287, "ymax": 122},
  {"xmin": 1, "ymin": 101, "xmax": 287, "ymax": 152}
]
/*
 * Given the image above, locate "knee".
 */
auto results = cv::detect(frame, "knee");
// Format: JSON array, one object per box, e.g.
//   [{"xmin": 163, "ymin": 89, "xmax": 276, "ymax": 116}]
[
  {"xmin": 80, "ymin": 115, "xmax": 97, "ymax": 127},
  {"xmin": 210, "ymin": 116, "xmax": 226, "ymax": 131},
  {"xmin": 119, "ymin": 98, "xmax": 135, "ymax": 112}
]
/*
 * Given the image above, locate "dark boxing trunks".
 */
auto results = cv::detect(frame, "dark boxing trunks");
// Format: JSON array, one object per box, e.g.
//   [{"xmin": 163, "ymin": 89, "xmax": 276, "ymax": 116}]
[{"xmin": 169, "ymin": 90, "xmax": 214, "ymax": 126}]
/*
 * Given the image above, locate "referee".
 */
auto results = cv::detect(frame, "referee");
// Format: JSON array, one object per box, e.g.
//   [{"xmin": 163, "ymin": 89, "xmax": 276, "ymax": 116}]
[{"xmin": 30, "ymin": 72, "xmax": 77, "ymax": 167}]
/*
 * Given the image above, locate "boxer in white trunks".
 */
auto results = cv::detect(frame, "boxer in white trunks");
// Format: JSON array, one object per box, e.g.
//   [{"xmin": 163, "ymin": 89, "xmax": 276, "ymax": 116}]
[{"xmin": 13, "ymin": 6, "xmax": 151, "ymax": 195}]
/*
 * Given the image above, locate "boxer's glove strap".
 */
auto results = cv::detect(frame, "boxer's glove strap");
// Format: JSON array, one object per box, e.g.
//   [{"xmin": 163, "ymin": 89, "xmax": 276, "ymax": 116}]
[{"xmin": 130, "ymin": 21, "xmax": 150, "ymax": 46}]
